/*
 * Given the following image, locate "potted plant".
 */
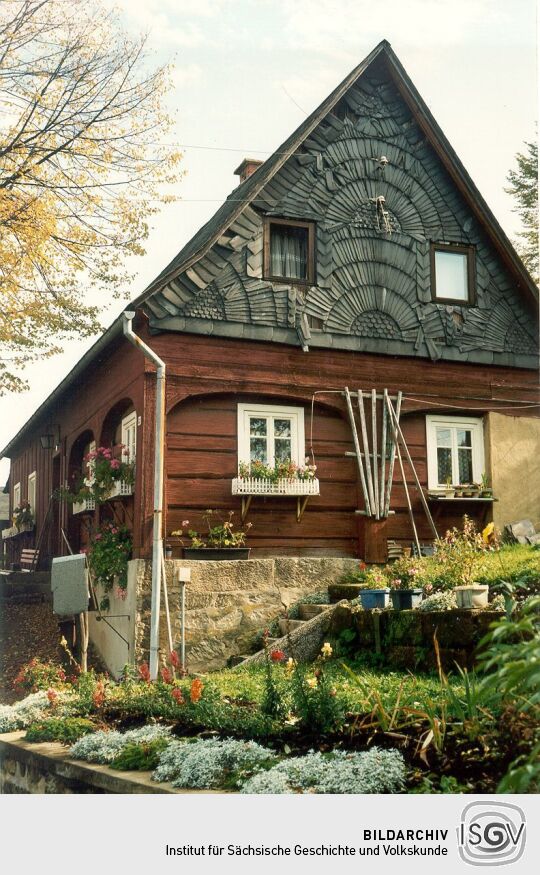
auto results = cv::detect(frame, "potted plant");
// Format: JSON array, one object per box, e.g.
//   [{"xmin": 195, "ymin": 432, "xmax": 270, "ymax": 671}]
[
  {"xmin": 433, "ymin": 516, "xmax": 489, "ymax": 609},
  {"xmin": 358, "ymin": 568, "xmax": 390, "ymax": 609},
  {"xmin": 454, "ymin": 485, "xmax": 464, "ymax": 498},
  {"xmin": 479, "ymin": 473, "xmax": 493, "ymax": 498},
  {"xmin": 180, "ymin": 510, "xmax": 252, "ymax": 560},
  {"xmin": 386, "ymin": 556, "xmax": 424, "ymax": 610},
  {"xmin": 443, "ymin": 476, "xmax": 455, "ymax": 498}
]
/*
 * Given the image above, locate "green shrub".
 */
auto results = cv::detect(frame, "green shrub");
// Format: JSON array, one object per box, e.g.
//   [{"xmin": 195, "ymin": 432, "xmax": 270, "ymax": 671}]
[
  {"xmin": 25, "ymin": 717, "xmax": 96, "ymax": 744},
  {"xmin": 110, "ymin": 738, "xmax": 171, "ymax": 771}
]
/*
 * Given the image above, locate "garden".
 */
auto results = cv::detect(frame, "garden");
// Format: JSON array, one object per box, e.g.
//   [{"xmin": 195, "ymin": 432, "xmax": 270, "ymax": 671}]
[{"xmin": 1, "ymin": 520, "xmax": 539, "ymax": 795}]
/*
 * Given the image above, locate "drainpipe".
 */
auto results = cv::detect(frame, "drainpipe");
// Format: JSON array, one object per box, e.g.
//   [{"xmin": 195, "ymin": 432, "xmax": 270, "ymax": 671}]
[{"xmin": 122, "ymin": 311, "xmax": 165, "ymax": 681}]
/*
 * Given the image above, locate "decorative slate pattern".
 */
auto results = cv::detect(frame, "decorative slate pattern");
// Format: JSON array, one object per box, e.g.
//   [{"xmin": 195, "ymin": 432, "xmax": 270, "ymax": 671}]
[{"xmin": 145, "ymin": 61, "xmax": 538, "ymax": 368}]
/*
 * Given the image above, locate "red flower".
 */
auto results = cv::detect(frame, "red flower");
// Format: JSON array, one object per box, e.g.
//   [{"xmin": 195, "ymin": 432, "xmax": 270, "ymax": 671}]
[
  {"xmin": 92, "ymin": 681, "xmax": 105, "ymax": 708},
  {"xmin": 171, "ymin": 687, "xmax": 184, "ymax": 705},
  {"xmin": 169, "ymin": 650, "xmax": 180, "ymax": 668},
  {"xmin": 270, "ymin": 649, "xmax": 286, "ymax": 662},
  {"xmin": 358, "ymin": 561, "xmax": 367, "ymax": 571},
  {"xmin": 160, "ymin": 667, "xmax": 173, "ymax": 685},
  {"xmin": 190, "ymin": 678, "xmax": 204, "ymax": 703},
  {"xmin": 47, "ymin": 688, "xmax": 58, "ymax": 707},
  {"xmin": 138, "ymin": 662, "xmax": 151, "ymax": 683}
]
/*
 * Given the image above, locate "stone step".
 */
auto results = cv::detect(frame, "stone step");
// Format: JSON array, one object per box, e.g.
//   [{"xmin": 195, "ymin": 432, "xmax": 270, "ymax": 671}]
[
  {"xmin": 229, "ymin": 654, "xmax": 250, "ymax": 667},
  {"xmin": 298, "ymin": 603, "xmax": 331, "ymax": 621},
  {"xmin": 278, "ymin": 618, "xmax": 305, "ymax": 635}
]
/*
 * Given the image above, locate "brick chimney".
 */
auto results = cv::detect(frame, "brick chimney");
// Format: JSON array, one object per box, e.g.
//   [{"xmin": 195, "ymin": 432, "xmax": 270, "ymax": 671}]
[{"xmin": 234, "ymin": 157, "xmax": 264, "ymax": 183}]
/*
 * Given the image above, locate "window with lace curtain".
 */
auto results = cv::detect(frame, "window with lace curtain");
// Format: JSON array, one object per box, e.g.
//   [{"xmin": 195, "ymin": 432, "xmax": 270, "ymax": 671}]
[{"xmin": 263, "ymin": 218, "xmax": 315, "ymax": 283}]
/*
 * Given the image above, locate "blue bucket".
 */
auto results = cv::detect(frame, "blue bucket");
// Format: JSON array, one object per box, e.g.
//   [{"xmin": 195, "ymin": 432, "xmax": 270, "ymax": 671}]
[{"xmin": 359, "ymin": 589, "xmax": 390, "ymax": 610}]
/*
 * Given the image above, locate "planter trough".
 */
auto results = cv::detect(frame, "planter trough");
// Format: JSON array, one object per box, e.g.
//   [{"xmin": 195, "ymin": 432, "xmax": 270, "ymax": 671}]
[
  {"xmin": 391, "ymin": 589, "xmax": 423, "ymax": 611},
  {"xmin": 359, "ymin": 589, "xmax": 390, "ymax": 610},
  {"xmin": 182, "ymin": 547, "xmax": 251, "ymax": 561}
]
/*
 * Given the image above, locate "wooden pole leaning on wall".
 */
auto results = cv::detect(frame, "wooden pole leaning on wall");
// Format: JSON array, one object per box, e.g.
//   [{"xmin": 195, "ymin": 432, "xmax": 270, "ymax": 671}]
[
  {"xmin": 344, "ymin": 386, "xmax": 371, "ymax": 516},
  {"xmin": 383, "ymin": 391, "xmax": 402, "ymax": 517},
  {"xmin": 385, "ymin": 394, "xmax": 439, "ymax": 541},
  {"xmin": 358, "ymin": 390, "xmax": 376, "ymax": 517}
]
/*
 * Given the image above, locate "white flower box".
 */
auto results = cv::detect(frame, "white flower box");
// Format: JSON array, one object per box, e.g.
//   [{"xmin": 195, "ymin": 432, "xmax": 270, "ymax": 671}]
[
  {"xmin": 2, "ymin": 526, "xmax": 18, "ymax": 540},
  {"xmin": 72, "ymin": 498, "xmax": 96, "ymax": 515},
  {"xmin": 232, "ymin": 477, "xmax": 320, "ymax": 496},
  {"xmin": 107, "ymin": 480, "xmax": 134, "ymax": 499}
]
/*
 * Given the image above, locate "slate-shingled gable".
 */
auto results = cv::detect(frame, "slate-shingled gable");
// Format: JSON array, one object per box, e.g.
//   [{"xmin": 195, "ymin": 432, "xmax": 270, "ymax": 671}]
[{"xmin": 137, "ymin": 42, "xmax": 538, "ymax": 370}]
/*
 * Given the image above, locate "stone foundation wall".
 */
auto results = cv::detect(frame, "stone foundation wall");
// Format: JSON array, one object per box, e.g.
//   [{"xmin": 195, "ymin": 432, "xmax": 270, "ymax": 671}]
[{"xmin": 134, "ymin": 557, "xmax": 359, "ymax": 672}]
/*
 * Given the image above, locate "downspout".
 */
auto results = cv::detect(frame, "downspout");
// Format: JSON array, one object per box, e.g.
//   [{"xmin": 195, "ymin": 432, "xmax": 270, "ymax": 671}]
[{"xmin": 122, "ymin": 311, "xmax": 165, "ymax": 681}]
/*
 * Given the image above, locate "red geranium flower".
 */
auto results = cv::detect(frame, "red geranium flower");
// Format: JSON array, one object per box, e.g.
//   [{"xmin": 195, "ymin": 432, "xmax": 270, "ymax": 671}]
[
  {"xmin": 270, "ymin": 649, "xmax": 286, "ymax": 662},
  {"xmin": 171, "ymin": 687, "xmax": 184, "ymax": 705},
  {"xmin": 138, "ymin": 662, "xmax": 151, "ymax": 683}
]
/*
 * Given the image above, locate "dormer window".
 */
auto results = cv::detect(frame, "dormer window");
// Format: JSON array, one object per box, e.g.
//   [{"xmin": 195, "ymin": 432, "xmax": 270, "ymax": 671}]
[
  {"xmin": 264, "ymin": 218, "xmax": 315, "ymax": 284},
  {"xmin": 431, "ymin": 243, "xmax": 475, "ymax": 304}
]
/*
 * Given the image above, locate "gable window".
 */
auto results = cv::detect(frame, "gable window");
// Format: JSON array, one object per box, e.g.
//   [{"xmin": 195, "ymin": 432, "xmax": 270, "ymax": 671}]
[
  {"xmin": 238, "ymin": 403, "xmax": 305, "ymax": 470},
  {"xmin": 426, "ymin": 415, "xmax": 484, "ymax": 488},
  {"xmin": 430, "ymin": 243, "xmax": 475, "ymax": 304},
  {"xmin": 27, "ymin": 472, "xmax": 37, "ymax": 514},
  {"xmin": 264, "ymin": 218, "xmax": 315, "ymax": 284}
]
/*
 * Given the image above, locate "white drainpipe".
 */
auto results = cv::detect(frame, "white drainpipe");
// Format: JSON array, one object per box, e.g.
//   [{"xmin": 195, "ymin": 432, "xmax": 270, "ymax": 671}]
[{"xmin": 122, "ymin": 311, "xmax": 166, "ymax": 680}]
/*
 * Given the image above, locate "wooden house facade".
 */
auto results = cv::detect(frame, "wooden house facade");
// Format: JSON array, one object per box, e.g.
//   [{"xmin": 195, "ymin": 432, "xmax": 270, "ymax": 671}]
[{"xmin": 1, "ymin": 41, "xmax": 539, "ymax": 568}]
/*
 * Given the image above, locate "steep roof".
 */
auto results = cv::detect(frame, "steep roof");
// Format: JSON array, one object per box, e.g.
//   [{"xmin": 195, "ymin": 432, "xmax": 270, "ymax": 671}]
[{"xmin": 133, "ymin": 39, "xmax": 538, "ymax": 311}]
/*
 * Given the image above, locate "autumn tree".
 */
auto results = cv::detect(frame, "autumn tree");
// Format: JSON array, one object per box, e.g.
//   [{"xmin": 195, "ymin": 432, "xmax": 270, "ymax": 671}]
[
  {"xmin": 0, "ymin": 0, "xmax": 181, "ymax": 392},
  {"xmin": 505, "ymin": 136, "xmax": 538, "ymax": 284}
]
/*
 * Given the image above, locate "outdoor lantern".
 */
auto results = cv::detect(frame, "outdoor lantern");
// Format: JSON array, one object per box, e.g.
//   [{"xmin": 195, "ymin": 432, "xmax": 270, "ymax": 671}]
[
  {"xmin": 40, "ymin": 433, "xmax": 55, "ymax": 449},
  {"xmin": 40, "ymin": 425, "xmax": 60, "ymax": 450}
]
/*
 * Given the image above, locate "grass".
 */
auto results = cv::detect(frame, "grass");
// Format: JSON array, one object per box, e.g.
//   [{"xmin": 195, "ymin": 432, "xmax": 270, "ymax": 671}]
[{"xmin": 200, "ymin": 657, "xmax": 465, "ymax": 715}]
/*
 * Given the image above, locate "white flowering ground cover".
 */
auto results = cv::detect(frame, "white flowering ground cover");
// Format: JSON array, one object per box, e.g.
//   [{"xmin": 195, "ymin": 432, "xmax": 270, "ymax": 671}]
[
  {"xmin": 0, "ymin": 691, "xmax": 75, "ymax": 733},
  {"xmin": 241, "ymin": 747, "xmax": 406, "ymax": 794},
  {"xmin": 69, "ymin": 724, "xmax": 172, "ymax": 763},
  {"xmin": 152, "ymin": 737, "xmax": 277, "ymax": 789}
]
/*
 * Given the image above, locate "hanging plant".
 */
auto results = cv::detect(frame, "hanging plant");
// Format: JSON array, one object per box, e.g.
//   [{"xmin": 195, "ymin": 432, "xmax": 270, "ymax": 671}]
[{"xmin": 86, "ymin": 522, "xmax": 132, "ymax": 595}]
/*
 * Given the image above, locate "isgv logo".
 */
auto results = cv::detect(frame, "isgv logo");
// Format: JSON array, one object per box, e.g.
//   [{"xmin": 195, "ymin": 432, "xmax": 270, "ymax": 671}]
[{"xmin": 457, "ymin": 802, "xmax": 526, "ymax": 866}]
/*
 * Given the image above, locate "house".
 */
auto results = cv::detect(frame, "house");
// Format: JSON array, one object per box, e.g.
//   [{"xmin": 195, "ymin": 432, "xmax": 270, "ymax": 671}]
[{"xmin": 1, "ymin": 41, "xmax": 538, "ymax": 669}]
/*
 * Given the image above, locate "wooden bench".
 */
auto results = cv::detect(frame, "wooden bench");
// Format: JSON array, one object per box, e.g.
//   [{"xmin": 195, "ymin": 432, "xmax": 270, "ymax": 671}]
[{"xmin": 20, "ymin": 548, "xmax": 40, "ymax": 572}]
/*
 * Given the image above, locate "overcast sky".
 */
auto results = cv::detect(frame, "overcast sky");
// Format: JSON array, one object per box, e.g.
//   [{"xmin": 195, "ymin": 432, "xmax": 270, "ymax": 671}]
[{"xmin": 0, "ymin": 0, "xmax": 537, "ymax": 484}]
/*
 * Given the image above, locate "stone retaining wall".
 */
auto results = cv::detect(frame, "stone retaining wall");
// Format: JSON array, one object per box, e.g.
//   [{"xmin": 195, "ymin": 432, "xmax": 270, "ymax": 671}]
[
  {"xmin": 134, "ymin": 557, "xmax": 358, "ymax": 672},
  {"xmin": 0, "ymin": 732, "xmax": 186, "ymax": 794},
  {"xmin": 330, "ymin": 603, "xmax": 500, "ymax": 671}
]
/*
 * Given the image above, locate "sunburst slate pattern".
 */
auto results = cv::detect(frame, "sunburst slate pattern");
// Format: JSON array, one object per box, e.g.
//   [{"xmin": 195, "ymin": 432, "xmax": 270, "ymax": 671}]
[{"xmin": 143, "ymin": 54, "xmax": 538, "ymax": 369}]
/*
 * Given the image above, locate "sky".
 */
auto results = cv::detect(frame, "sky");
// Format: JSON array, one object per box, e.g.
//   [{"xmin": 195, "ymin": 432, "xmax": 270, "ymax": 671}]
[{"xmin": 0, "ymin": 0, "xmax": 537, "ymax": 484}]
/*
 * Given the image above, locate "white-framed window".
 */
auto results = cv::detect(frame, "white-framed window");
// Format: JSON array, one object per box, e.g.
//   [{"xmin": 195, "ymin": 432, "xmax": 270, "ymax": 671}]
[
  {"xmin": 237, "ymin": 403, "xmax": 305, "ymax": 469},
  {"xmin": 121, "ymin": 412, "xmax": 137, "ymax": 464},
  {"xmin": 426, "ymin": 415, "xmax": 484, "ymax": 488},
  {"xmin": 13, "ymin": 481, "xmax": 21, "ymax": 510},
  {"xmin": 27, "ymin": 471, "xmax": 37, "ymax": 514}
]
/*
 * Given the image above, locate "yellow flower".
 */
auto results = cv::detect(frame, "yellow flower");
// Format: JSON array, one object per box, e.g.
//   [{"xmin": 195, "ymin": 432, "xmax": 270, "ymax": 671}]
[
  {"xmin": 285, "ymin": 657, "xmax": 295, "ymax": 674},
  {"xmin": 321, "ymin": 642, "xmax": 333, "ymax": 658},
  {"xmin": 306, "ymin": 677, "xmax": 317, "ymax": 689},
  {"xmin": 482, "ymin": 522, "xmax": 495, "ymax": 544}
]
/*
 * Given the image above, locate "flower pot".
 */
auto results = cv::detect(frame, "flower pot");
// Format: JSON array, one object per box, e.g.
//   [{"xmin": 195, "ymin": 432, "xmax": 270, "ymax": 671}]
[
  {"xmin": 182, "ymin": 547, "xmax": 251, "ymax": 561},
  {"xmin": 480, "ymin": 490, "xmax": 493, "ymax": 498},
  {"xmin": 165, "ymin": 547, "xmax": 173, "ymax": 559},
  {"xmin": 391, "ymin": 589, "xmax": 424, "ymax": 610},
  {"xmin": 454, "ymin": 585, "xmax": 489, "ymax": 609},
  {"xmin": 443, "ymin": 489, "xmax": 455, "ymax": 498},
  {"xmin": 359, "ymin": 589, "xmax": 390, "ymax": 610}
]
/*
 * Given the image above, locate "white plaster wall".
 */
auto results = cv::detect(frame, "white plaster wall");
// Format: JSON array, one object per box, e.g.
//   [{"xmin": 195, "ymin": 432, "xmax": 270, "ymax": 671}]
[
  {"xmin": 88, "ymin": 559, "xmax": 140, "ymax": 679},
  {"xmin": 486, "ymin": 413, "xmax": 540, "ymax": 531}
]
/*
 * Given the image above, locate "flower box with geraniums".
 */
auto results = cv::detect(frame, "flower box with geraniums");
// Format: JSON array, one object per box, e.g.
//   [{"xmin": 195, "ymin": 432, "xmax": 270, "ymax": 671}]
[
  {"xmin": 387, "ymin": 557, "xmax": 424, "ymax": 610},
  {"xmin": 85, "ymin": 522, "xmax": 132, "ymax": 611},
  {"xmin": 357, "ymin": 567, "xmax": 390, "ymax": 610},
  {"xmin": 172, "ymin": 510, "xmax": 252, "ymax": 561},
  {"xmin": 64, "ymin": 445, "xmax": 135, "ymax": 512},
  {"xmin": 232, "ymin": 459, "xmax": 319, "ymax": 496},
  {"xmin": 12, "ymin": 500, "xmax": 35, "ymax": 533}
]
